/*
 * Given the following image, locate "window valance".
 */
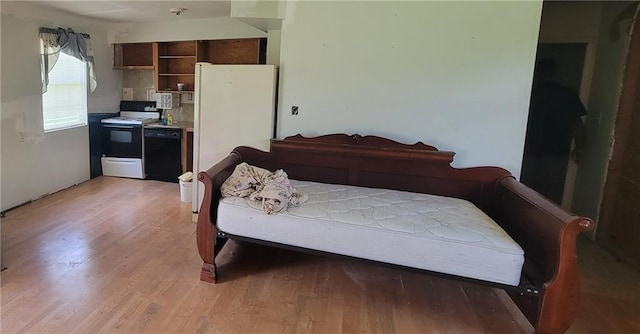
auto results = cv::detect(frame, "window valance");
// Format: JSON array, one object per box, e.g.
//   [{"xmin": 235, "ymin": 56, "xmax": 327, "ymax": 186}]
[{"xmin": 39, "ymin": 27, "xmax": 97, "ymax": 93}]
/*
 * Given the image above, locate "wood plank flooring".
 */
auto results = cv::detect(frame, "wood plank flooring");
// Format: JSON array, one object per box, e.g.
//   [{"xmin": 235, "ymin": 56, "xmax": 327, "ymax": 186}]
[{"xmin": 1, "ymin": 177, "xmax": 638, "ymax": 333}]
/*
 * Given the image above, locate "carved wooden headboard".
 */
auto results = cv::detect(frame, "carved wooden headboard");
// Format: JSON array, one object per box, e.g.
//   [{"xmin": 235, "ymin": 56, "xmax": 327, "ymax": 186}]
[{"xmin": 237, "ymin": 134, "xmax": 511, "ymax": 208}]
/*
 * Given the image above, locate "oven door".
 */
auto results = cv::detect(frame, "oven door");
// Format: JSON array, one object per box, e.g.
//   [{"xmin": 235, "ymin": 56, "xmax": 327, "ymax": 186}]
[{"xmin": 102, "ymin": 124, "xmax": 143, "ymax": 158}]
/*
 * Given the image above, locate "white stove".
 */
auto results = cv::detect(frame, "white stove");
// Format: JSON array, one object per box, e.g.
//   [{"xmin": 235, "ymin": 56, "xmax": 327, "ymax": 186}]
[
  {"xmin": 101, "ymin": 101, "xmax": 160, "ymax": 179},
  {"xmin": 101, "ymin": 111, "xmax": 160, "ymax": 125}
]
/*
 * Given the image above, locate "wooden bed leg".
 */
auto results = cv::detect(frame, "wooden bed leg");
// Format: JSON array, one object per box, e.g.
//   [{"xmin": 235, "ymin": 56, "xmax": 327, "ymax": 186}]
[{"xmin": 200, "ymin": 263, "xmax": 217, "ymax": 283}]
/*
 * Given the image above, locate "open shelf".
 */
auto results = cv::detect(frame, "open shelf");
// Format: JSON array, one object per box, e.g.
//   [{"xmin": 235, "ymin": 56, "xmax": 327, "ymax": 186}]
[
  {"xmin": 113, "ymin": 65, "xmax": 155, "ymax": 70},
  {"xmin": 153, "ymin": 39, "xmax": 267, "ymax": 93},
  {"xmin": 159, "ymin": 55, "xmax": 197, "ymax": 59}
]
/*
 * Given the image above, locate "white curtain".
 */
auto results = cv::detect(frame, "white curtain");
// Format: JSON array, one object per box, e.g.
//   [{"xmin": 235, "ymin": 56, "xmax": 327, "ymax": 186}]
[
  {"xmin": 39, "ymin": 27, "xmax": 97, "ymax": 93},
  {"xmin": 39, "ymin": 30, "xmax": 61, "ymax": 93}
]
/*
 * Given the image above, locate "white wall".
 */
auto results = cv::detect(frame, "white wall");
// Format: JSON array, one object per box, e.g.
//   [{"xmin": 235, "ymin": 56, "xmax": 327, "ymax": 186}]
[
  {"xmin": 231, "ymin": 0, "xmax": 286, "ymax": 19},
  {"xmin": 230, "ymin": 0, "xmax": 286, "ymax": 32},
  {"xmin": 1, "ymin": 2, "xmax": 121, "ymax": 211},
  {"xmin": 109, "ymin": 17, "xmax": 266, "ymax": 44},
  {"xmin": 266, "ymin": 30, "xmax": 281, "ymax": 65},
  {"xmin": 276, "ymin": 0, "xmax": 542, "ymax": 176}
]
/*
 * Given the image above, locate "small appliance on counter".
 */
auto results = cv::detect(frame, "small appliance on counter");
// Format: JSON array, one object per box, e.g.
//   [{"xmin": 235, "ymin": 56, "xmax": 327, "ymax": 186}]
[{"xmin": 100, "ymin": 101, "xmax": 160, "ymax": 179}]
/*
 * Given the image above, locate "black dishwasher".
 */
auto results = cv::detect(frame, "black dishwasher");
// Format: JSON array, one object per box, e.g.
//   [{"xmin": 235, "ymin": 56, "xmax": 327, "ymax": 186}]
[{"xmin": 144, "ymin": 128, "xmax": 182, "ymax": 182}]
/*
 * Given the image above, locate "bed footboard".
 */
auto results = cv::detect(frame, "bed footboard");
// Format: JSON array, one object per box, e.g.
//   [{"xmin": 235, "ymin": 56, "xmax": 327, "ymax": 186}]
[
  {"xmin": 196, "ymin": 153, "xmax": 242, "ymax": 282},
  {"xmin": 494, "ymin": 177, "xmax": 593, "ymax": 334},
  {"xmin": 196, "ymin": 147, "xmax": 274, "ymax": 283}
]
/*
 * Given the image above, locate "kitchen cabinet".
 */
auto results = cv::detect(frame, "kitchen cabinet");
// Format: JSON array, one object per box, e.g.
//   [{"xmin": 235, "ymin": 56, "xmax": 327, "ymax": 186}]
[
  {"xmin": 198, "ymin": 38, "xmax": 266, "ymax": 65},
  {"xmin": 113, "ymin": 43, "xmax": 154, "ymax": 70},
  {"xmin": 153, "ymin": 41, "xmax": 198, "ymax": 92},
  {"xmin": 153, "ymin": 38, "xmax": 267, "ymax": 93}
]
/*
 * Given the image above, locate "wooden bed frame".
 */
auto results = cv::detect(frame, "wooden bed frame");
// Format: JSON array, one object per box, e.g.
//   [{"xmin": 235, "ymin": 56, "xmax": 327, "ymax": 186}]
[{"xmin": 196, "ymin": 134, "xmax": 593, "ymax": 334}]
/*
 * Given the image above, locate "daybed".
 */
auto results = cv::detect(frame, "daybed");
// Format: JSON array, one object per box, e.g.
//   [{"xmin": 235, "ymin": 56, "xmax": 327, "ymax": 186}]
[{"xmin": 196, "ymin": 134, "xmax": 593, "ymax": 334}]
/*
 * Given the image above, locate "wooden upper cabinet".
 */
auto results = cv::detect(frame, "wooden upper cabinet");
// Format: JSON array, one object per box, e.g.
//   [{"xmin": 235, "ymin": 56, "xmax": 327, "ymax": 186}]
[
  {"xmin": 113, "ymin": 43, "xmax": 154, "ymax": 70},
  {"xmin": 198, "ymin": 38, "xmax": 267, "ymax": 64},
  {"xmin": 153, "ymin": 38, "xmax": 267, "ymax": 93},
  {"xmin": 154, "ymin": 41, "xmax": 198, "ymax": 92}
]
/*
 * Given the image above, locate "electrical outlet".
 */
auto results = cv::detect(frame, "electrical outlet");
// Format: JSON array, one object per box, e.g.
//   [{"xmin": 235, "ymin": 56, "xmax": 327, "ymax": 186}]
[
  {"xmin": 146, "ymin": 89, "xmax": 157, "ymax": 101},
  {"xmin": 291, "ymin": 106, "xmax": 299, "ymax": 115},
  {"xmin": 123, "ymin": 88, "xmax": 133, "ymax": 100}
]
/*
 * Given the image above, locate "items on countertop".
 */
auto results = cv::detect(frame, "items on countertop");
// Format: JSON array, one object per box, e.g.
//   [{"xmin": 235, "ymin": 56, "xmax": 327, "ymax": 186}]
[
  {"xmin": 145, "ymin": 120, "xmax": 193, "ymax": 130},
  {"xmin": 160, "ymin": 110, "xmax": 173, "ymax": 126}
]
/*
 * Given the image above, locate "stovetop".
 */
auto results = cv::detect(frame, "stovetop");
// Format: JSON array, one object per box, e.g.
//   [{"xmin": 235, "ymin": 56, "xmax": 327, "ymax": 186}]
[
  {"xmin": 100, "ymin": 100, "xmax": 161, "ymax": 125},
  {"xmin": 101, "ymin": 115, "xmax": 159, "ymax": 125}
]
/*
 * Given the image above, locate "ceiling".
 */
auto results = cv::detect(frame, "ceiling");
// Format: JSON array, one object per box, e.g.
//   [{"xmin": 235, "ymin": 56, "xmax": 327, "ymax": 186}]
[{"xmin": 25, "ymin": 1, "xmax": 232, "ymax": 23}]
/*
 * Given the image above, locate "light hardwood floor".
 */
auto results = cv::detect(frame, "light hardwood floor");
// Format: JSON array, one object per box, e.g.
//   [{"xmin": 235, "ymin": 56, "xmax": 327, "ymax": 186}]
[{"xmin": 1, "ymin": 177, "xmax": 638, "ymax": 333}]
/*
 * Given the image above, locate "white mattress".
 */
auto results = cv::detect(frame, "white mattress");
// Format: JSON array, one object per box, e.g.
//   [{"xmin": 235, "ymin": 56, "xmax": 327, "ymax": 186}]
[{"xmin": 217, "ymin": 180, "xmax": 525, "ymax": 286}]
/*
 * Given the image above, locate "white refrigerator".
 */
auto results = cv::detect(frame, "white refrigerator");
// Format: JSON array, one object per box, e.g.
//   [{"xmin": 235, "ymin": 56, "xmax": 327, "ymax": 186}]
[{"xmin": 192, "ymin": 63, "xmax": 278, "ymax": 213}]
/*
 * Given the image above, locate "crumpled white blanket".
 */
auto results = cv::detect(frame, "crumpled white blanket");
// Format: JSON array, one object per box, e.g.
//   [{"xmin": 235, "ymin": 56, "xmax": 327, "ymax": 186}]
[{"xmin": 220, "ymin": 163, "xmax": 309, "ymax": 214}]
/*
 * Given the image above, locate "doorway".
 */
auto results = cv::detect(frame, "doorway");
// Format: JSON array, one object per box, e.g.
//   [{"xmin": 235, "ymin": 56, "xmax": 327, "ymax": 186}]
[
  {"xmin": 531, "ymin": 1, "xmax": 639, "ymax": 252},
  {"xmin": 597, "ymin": 7, "xmax": 640, "ymax": 266},
  {"xmin": 537, "ymin": 43, "xmax": 587, "ymax": 210},
  {"xmin": 537, "ymin": 43, "xmax": 587, "ymax": 93},
  {"xmin": 520, "ymin": 43, "xmax": 588, "ymax": 209}
]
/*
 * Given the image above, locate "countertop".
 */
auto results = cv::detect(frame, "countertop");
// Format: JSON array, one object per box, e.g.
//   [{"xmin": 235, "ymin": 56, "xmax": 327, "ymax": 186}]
[{"xmin": 145, "ymin": 121, "xmax": 194, "ymax": 131}]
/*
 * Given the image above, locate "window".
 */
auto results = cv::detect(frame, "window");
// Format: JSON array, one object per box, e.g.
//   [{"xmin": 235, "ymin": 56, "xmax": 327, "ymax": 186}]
[{"xmin": 42, "ymin": 52, "xmax": 88, "ymax": 132}]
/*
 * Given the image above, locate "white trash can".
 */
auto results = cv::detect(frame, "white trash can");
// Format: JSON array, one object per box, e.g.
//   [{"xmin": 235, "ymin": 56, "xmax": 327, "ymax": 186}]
[
  {"xmin": 179, "ymin": 180, "xmax": 193, "ymax": 202},
  {"xmin": 178, "ymin": 172, "xmax": 193, "ymax": 203}
]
